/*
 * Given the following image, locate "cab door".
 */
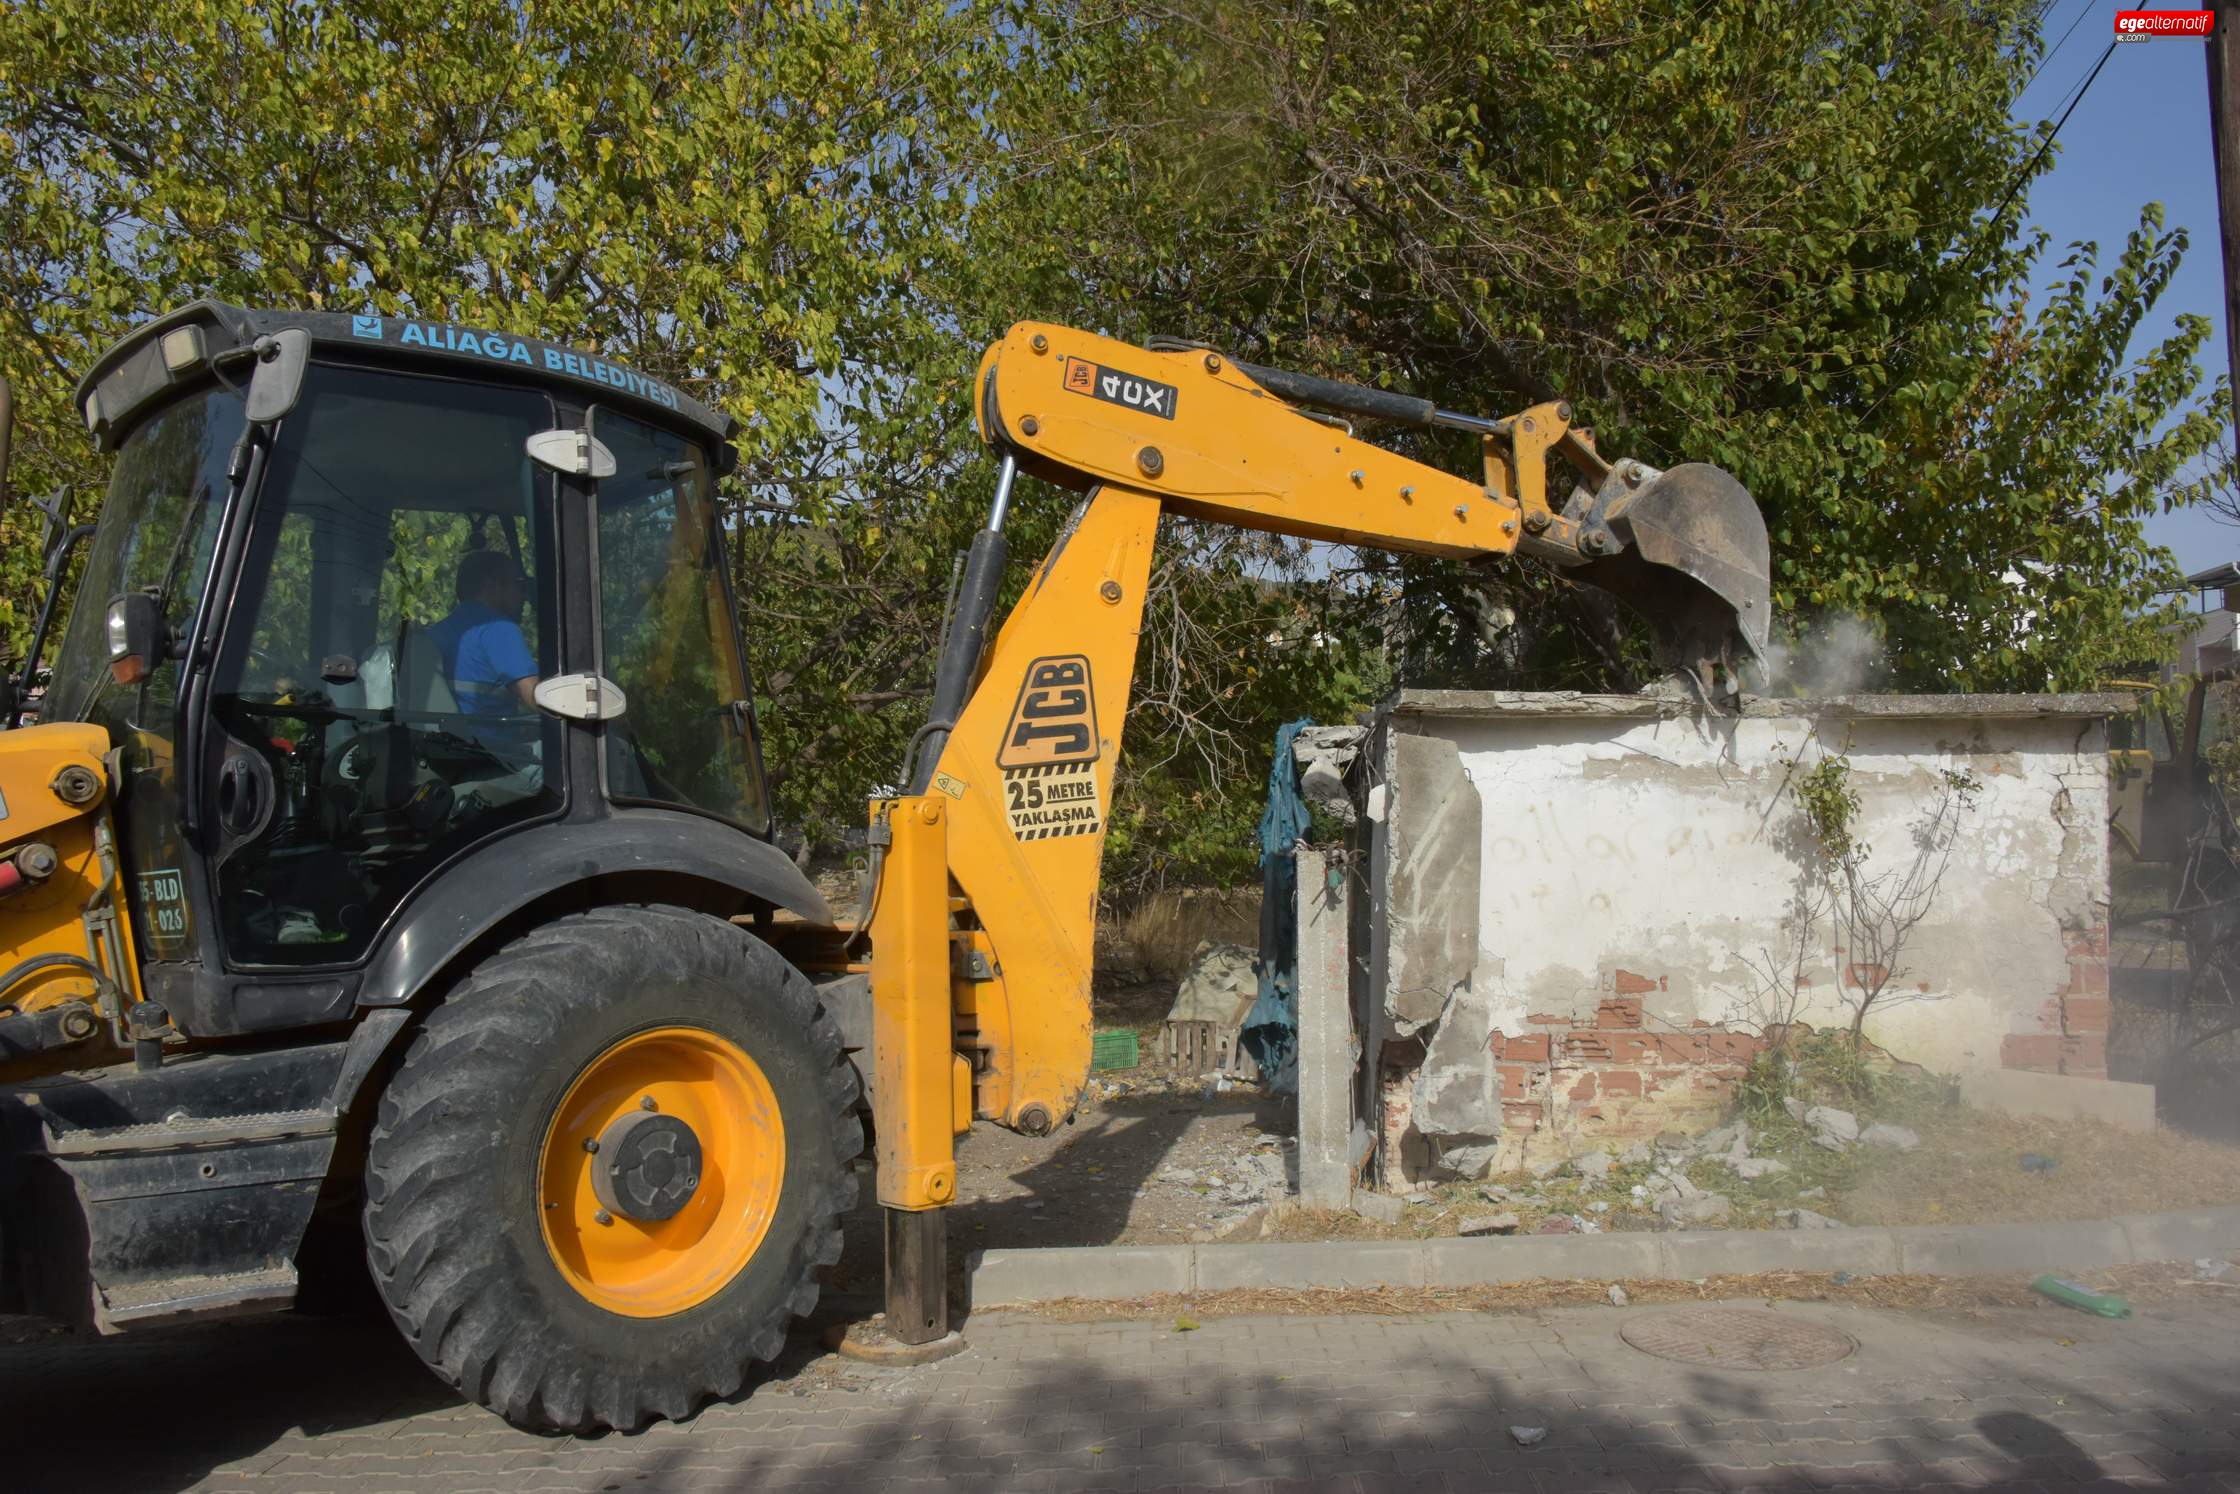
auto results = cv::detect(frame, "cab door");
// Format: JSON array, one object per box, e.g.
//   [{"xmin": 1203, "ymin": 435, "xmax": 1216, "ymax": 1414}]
[{"xmin": 202, "ymin": 363, "xmax": 565, "ymax": 969}]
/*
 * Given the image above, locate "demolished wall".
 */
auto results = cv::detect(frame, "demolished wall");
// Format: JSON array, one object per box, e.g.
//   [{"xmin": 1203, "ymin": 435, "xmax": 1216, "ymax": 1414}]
[{"xmin": 1363, "ymin": 690, "xmax": 2127, "ymax": 1184}]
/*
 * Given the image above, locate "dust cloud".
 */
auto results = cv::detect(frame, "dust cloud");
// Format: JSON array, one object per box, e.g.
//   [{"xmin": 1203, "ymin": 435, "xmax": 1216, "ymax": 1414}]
[{"xmin": 1765, "ymin": 614, "xmax": 1887, "ymax": 695}]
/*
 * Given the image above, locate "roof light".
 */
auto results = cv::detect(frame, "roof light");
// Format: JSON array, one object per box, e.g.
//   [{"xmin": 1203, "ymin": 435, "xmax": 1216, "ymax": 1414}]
[{"xmin": 160, "ymin": 326, "xmax": 206, "ymax": 373}]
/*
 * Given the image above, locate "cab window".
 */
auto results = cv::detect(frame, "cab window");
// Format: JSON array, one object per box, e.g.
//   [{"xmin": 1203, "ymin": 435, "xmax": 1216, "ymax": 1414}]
[
  {"xmin": 207, "ymin": 365, "xmax": 560, "ymax": 966},
  {"xmin": 594, "ymin": 409, "xmax": 768, "ymax": 831}
]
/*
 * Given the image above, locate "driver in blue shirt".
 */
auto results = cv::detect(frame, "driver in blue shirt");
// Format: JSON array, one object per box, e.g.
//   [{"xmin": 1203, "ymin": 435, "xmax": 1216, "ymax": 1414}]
[{"xmin": 428, "ymin": 549, "xmax": 537, "ymax": 717}]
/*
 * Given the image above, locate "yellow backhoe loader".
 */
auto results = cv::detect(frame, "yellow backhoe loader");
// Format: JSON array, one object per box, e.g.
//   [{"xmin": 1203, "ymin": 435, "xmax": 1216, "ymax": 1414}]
[{"xmin": 0, "ymin": 308, "xmax": 1767, "ymax": 1432}]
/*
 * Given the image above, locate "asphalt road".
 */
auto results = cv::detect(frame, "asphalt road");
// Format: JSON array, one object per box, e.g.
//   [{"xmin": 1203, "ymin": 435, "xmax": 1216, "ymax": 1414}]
[{"xmin": 6, "ymin": 1289, "xmax": 2236, "ymax": 1492}]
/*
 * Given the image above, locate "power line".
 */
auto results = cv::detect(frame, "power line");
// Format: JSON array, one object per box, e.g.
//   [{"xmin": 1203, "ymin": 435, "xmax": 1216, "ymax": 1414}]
[
  {"xmin": 2019, "ymin": 0, "xmax": 2098, "ymax": 106},
  {"xmin": 1969, "ymin": 37, "xmax": 2122, "ymax": 267}
]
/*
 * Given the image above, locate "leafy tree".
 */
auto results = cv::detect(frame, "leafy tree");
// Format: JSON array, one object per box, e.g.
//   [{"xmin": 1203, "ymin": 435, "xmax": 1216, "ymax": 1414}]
[
  {"xmin": 5, "ymin": 0, "xmax": 2230, "ymax": 900},
  {"xmin": 0, "ymin": 0, "xmax": 1020, "ymax": 840},
  {"xmin": 996, "ymin": 0, "xmax": 2229, "ymax": 692}
]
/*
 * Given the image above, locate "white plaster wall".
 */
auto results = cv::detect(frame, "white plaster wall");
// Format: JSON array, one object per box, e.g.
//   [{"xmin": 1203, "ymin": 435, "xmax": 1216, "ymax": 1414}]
[{"xmin": 1420, "ymin": 709, "xmax": 2109, "ymax": 1078}]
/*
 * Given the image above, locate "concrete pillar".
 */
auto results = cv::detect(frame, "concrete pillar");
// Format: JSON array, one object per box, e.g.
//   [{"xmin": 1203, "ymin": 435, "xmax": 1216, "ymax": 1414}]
[{"xmin": 1296, "ymin": 845, "xmax": 1355, "ymax": 1207}]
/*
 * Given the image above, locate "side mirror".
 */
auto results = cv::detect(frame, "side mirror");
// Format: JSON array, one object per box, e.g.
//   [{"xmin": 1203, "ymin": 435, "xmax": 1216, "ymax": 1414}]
[
  {"xmin": 244, "ymin": 329, "xmax": 311, "ymax": 425},
  {"xmin": 105, "ymin": 592, "xmax": 170, "ymax": 686}
]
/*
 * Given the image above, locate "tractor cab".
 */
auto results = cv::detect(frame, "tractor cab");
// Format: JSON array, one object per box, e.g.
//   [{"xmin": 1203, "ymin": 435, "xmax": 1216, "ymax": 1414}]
[{"xmin": 32, "ymin": 301, "xmax": 795, "ymax": 1040}]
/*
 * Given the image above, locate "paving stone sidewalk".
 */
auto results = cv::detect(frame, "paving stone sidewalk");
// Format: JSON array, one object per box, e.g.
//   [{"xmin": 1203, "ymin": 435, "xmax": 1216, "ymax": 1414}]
[{"xmin": 7, "ymin": 1290, "xmax": 2238, "ymax": 1492}]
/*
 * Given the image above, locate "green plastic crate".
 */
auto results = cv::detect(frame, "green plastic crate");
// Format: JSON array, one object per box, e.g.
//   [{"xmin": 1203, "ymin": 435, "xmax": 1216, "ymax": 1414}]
[{"xmin": 1090, "ymin": 1028, "xmax": 1140, "ymax": 1071}]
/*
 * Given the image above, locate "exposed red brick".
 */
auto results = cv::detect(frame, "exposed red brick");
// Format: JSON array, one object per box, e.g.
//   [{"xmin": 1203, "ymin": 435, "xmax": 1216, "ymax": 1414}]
[
  {"xmin": 1845, "ymin": 962, "xmax": 1891, "ymax": 991},
  {"xmin": 2066, "ymin": 926, "xmax": 2111, "ymax": 959},
  {"xmin": 1569, "ymin": 1073, "xmax": 1599, "ymax": 1101},
  {"xmin": 1564, "ymin": 1032, "xmax": 1615, "ymax": 1062},
  {"xmin": 1611, "ymin": 970, "xmax": 1661, "ymax": 997},
  {"xmin": 1504, "ymin": 1032, "xmax": 1551, "ymax": 1063},
  {"xmin": 1497, "ymin": 1062, "xmax": 1538, "ymax": 1101},
  {"xmin": 1525, "ymin": 1013, "xmax": 1571, "ymax": 1027},
  {"xmin": 1597, "ymin": 1070, "xmax": 1643, "ymax": 1096},
  {"xmin": 1656, "ymin": 1033, "xmax": 1711, "ymax": 1064},
  {"xmin": 2062, "ymin": 997, "xmax": 2111, "ymax": 1035},
  {"xmin": 1688, "ymin": 1018, "xmax": 1713, "ymax": 1028},
  {"xmin": 1608, "ymin": 1033, "xmax": 1658, "ymax": 1064},
  {"xmin": 1703, "ymin": 1032, "xmax": 1762, "ymax": 1063},
  {"xmin": 2002, "ymin": 1033, "xmax": 2062, "ymax": 1072},
  {"xmin": 2061, "ymin": 1034, "xmax": 2107, "ymax": 1076},
  {"xmin": 1597, "ymin": 995, "xmax": 1646, "ymax": 1028},
  {"xmin": 2066, "ymin": 959, "xmax": 2110, "ymax": 995}
]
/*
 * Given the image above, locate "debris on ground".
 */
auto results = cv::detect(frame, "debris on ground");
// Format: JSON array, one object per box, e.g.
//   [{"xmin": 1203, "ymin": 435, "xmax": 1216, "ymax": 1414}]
[
  {"xmin": 1352, "ymin": 1190, "xmax": 1404, "ymax": 1225},
  {"xmin": 1776, "ymin": 1207, "xmax": 1846, "ymax": 1230},
  {"xmin": 2020, "ymin": 1152, "xmax": 2059, "ymax": 1174},
  {"xmin": 2031, "ymin": 1274, "xmax": 2133, "ymax": 1319},
  {"xmin": 2197, "ymin": 1258, "xmax": 2233, "ymax": 1282},
  {"xmin": 1508, "ymin": 1426, "xmax": 1548, "ymax": 1447},
  {"xmin": 1662, "ymin": 1194, "xmax": 1733, "ymax": 1228},
  {"xmin": 1806, "ymin": 1105, "xmax": 1861, "ymax": 1151},
  {"xmin": 1860, "ymin": 1122, "xmax": 1921, "ymax": 1151},
  {"xmin": 1607, "ymin": 1284, "xmax": 1628, "ymax": 1307},
  {"xmin": 1459, "ymin": 1212, "xmax": 1520, "ymax": 1236}
]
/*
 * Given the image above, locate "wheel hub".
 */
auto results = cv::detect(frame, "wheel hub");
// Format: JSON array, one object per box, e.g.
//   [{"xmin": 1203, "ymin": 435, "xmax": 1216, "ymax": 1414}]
[{"xmin": 591, "ymin": 1109, "xmax": 704, "ymax": 1222}]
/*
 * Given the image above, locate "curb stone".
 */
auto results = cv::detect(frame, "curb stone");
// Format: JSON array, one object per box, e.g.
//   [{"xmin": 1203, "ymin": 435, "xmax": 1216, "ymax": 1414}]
[{"xmin": 962, "ymin": 1205, "xmax": 2240, "ymax": 1306}]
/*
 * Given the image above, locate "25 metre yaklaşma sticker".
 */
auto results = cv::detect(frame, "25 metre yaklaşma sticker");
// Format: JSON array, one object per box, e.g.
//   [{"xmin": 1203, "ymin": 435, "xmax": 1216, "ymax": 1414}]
[{"xmin": 998, "ymin": 654, "xmax": 1103, "ymax": 841}]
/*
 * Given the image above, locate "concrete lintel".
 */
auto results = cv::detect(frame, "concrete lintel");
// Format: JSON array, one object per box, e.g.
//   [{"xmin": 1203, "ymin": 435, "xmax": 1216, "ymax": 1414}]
[{"xmin": 1381, "ymin": 688, "xmax": 2132, "ymax": 723}]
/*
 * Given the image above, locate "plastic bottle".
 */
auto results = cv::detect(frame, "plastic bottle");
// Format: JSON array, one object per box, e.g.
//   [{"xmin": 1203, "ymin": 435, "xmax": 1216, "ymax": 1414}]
[{"xmin": 2030, "ymin": 1273, "xmax": 2133, "ymax": 1319}]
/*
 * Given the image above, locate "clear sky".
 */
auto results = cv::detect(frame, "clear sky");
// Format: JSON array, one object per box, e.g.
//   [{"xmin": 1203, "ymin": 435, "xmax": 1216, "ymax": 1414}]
[{"xmin": 2018, "ymin": 2, "xmax": 2232, "ymax": 578}]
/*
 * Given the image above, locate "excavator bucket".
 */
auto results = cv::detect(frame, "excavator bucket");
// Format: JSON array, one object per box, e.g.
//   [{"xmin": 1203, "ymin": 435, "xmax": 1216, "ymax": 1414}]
[{"xmin": 1570, "ymin": 462, "xmax": 1771, "ymax": 683}]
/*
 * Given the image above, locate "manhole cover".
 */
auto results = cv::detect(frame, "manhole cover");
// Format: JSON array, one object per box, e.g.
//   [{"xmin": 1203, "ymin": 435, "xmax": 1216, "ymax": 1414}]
[{"xmin": 1619, "ymin": 1309, "xmax": 1856, "ymax": 1370}]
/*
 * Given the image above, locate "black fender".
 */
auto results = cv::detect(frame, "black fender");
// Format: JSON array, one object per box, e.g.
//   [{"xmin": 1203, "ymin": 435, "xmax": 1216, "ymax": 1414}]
[
  {"xmin": 326, "ymin": 810, "xmax": 830, "ymax": 1121},
  {"xmin": 355, "ymin": 808, "xmax": 831, "ymax": 1011}
]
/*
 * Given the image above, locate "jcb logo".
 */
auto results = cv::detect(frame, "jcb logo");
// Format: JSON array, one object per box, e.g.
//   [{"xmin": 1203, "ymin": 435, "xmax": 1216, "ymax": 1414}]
[
  {"xmin": 1061, "ymin": 358, "xmax": 1178, "ymax": 420},
  {"xmin": 997, "ymin": 654, "xmax": 1099, "ymax": 768}
]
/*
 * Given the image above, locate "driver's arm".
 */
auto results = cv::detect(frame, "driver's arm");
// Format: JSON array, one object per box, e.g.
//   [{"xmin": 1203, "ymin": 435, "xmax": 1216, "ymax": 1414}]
[{"xmin": 512, "ymin": 676, "xmax": 537, "ymax": 709}]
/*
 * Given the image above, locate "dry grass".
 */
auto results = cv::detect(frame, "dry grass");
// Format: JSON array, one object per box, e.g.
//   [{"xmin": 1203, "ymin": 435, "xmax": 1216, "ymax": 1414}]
[
  {"xmin": 1106, "ymin": 889, "xmax": 1259, "ymax": 985},
  {"xmin": 996, "ymin": 1258, "xmax": 2223, "ymax": 1324},
  {"xmin": 1844, "ymin": 1100, "xmax": 2240, "ymax": 1227}
]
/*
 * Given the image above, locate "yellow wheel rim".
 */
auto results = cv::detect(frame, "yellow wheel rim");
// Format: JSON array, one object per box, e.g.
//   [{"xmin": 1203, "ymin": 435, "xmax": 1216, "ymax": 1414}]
[{"xmin": 538, "ymin": 1026, "xmax": 785, "ymax": 1317}]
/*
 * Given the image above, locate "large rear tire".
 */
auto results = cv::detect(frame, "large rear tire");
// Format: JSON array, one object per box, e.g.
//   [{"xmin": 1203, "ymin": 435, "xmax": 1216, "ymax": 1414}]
[{"xmin": 362, "ymin": 904, "xmax": 861, "ymax": 1432}]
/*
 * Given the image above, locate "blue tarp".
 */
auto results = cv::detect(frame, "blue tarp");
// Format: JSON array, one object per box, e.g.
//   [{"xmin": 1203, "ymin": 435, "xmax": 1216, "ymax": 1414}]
[{"xmin": 1240, "ymin": 718, "xmax": 1314, "ymax": 1092}]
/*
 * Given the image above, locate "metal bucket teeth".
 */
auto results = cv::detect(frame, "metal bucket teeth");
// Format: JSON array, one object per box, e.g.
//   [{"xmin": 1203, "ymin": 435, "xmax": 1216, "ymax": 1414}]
[{"xmin": 1574, "ymin": 462, "xmax": 1771, "ymax": 680}]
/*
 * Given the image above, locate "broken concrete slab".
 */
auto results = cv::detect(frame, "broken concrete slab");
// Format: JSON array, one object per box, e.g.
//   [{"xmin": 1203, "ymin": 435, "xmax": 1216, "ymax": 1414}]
[
  {"xmin": 1381, "ymin": 731, "xmax": 1480, "ymax": 1036},
  {"xmin": 1166, "ymin": 942, "xmax": 1257, "ymax": 1027},
  {"xmin": 1411, "ymin": 978, "xmax": 1504, "ymax": 1178},
  {"xmin": 1459, "ymin": 1212, "xmax": 1521, "ymax": 1236}
]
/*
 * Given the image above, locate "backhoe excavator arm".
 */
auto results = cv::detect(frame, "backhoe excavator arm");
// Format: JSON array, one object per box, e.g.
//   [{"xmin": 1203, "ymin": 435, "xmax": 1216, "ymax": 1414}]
[{"xmin": 863, "ymin": 323, "xmax": 1770, "ymax": 1342}]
